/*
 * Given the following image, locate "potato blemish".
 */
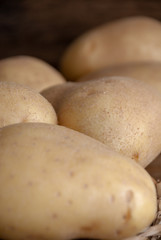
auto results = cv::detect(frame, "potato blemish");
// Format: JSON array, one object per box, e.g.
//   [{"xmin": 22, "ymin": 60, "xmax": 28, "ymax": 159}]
[
  {"xmin": 132, "ymin": 152, "xmax": 139, "ymax": 162},
  {"xmin": 116, "ymin": 229, "xmax": 122, "ymax": 235},
  {"xmin": 51, "ymin": 213, "xmax": 58, "ymax": 219},
  {"xmin": 27, "ymin": 181, "xmax": 33, "ymax": 186},
  {"xmin": 110, "ymin": 194, "xmax": 115, "ymax": 203},
  {"xmin": 67, "ymin": 199, "xmax": 73, "ymax": 205},
  {"xmin": 81, "ymin": 221, "xmax": 100, "ymax": 232},
  {"xmin": 83, "ymin": 183, "xmax": 89, "ymax": 189},
  {"xmin": 126, "ymin": 190, "xmax": 134, "ymax": 203},
  {"xmin": 69, "ymin": 171, "xmax": 75, "ymax": 177},
  {"xmin": 56, "ymin": 191, "xmax": 62, "ymax": 197},
  {"xmin": 123, "ymin": 208, "xmax": 132, "ymax": 221}
]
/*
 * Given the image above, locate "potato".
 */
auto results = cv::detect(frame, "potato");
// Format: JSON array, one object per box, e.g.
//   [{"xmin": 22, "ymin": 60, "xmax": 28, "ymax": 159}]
[
  {"xmin": 0, "ymin": 81, "xmax": 57, "ymax": 127},
  {"xmin": 0, "ymin": 123, "xmax": 157, "ymax": 240},
  {"xmin": 60, "ymin": 16, "xmax": 161, "ymax": 80},
  {"xmin": 0, "ymin": 55, "xmax": 65, "ymax": 92},
  {"xmin": 79, "ymin": 61, "xmax": 161, "ymax": 94},
  {"xmin": 146, "ymin": 154, "xmax": 161, "ymax": 180},
  {"xmin": 41, "ymin": 81, "xmax": 74, "ymax": 112},
  {"xmin": 55, "ymin": 77, "xmax": 161, "ymax": 167}
]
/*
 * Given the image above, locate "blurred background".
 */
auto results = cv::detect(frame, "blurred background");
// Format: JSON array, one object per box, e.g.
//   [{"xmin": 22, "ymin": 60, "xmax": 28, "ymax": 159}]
[{"xmin": 0, "ymin": 0, "xmax": 161, "ymax": 70}]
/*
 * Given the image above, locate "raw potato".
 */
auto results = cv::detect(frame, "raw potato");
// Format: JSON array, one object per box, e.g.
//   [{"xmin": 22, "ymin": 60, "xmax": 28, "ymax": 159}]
[
  {"xmin": 79, "ymin": 61, "xmax": 161, "ymax": 94},
  {"xmin": 0, "ymin": 81, "xmax": 57, "ymax": 127},
  {"xmin": 0, "ymin": 123, "xmax": 157, "ymax": 240},
  {"xmin": 60, "ymin": 16, "xmax": 161, "ymax": 80},
  {"xmin": 56, "ymin": 77, "xmax": 161, "ymax": 167},
  {"xmin": 41, "ymin": 81, "xmax": 74, "ymax": 112},
  {"xmin": 0, "ymin": 55, "xmax": 65, "ymax": 92}
]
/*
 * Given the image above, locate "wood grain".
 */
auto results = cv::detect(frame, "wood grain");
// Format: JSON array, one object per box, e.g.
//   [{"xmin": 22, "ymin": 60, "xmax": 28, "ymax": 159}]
[{"xmin": 0, "ymin": 0, "xmax": 161, "ymax": 70}]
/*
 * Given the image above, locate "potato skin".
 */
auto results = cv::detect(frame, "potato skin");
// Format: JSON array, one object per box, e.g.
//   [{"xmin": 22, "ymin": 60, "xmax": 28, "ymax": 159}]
[
  {"xmin": 0, "ymin": 123, "xmax": 157, "ymax": 240},
  {"xmin": 0, "ymin": 55, "xmax": 65, "ymax": 92},
  {"xmin": 79, "ymin": 61, "xmax": 161, "ymax": 94},
  {"xmin": 0, "ymin": 81, "xmax": 57, "ymax": 127},
  {"xmin": 60, "ymin": 16, "xmax": 161, "ymax": 80},
  {"xmin": 56, "ymin": 77, "xmax": 161, "ymax": 167}
]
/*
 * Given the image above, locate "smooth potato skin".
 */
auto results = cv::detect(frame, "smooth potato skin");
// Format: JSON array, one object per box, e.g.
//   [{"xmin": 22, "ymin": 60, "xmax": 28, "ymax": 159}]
[
  {"xmin": 60, "ymin": 16, "xmax": 161, "ymax": 80},
  {"xmin": 56, "ymin": 77, "xmax": 161, "ymax": 167},
  {"xmin": 79, "ymin": 61, "xmax": 161, "ymax": 94},
  {"xmin": 0, "ymin": 55, "xmax": 66, "ymax": 92},
  {"xmin": 0, "ymin": 81, "xmax": 57, "ymax": 127},
  {"xmin": 0, "ymin": 123, "xmax": 157, "ymax": 240}
]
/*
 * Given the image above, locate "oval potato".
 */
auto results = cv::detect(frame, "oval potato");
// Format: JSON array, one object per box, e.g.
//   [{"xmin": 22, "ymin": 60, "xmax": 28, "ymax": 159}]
[
  {"xmin": 55, "ymin": 77, "xmax": 161, "ymax": 167},
  {"xmin": 0, "ymin": 81, "xmax": 57, "ymax": 127},
  {"xmin": 60, "ymin": 16, "xmax": 161, "ymax": 80},
  {"xmin": 0, "ymin": 123, "xmax": 157, "ymax": 240},
  {"xmin": 79, "ymin": 61, "xmax": 161, "ymax": 94},
  {"xmin": 0, "ymin": 55, "xmax": 65, "ymax": 92}
]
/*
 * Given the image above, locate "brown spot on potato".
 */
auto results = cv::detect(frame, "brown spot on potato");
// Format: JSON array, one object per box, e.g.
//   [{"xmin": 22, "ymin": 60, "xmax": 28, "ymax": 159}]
[
  {"xmin": 54, "ymin": 158, "xmax": 61, "ymax": 162},
  {"xmin": 27, "ymin": 181, "xmax": 33, "ymax": 186},
  {"xmin": 52, "ymin": 213, "xmax": 58, "ymax": 219},
  {"xmin": 69, "ymin": 171, "xmax": 75, "ymax": 177},
  {"xmin": 22, "ymin": 116, "xmax": 29, "ymax": 123},
  {"xmin": 123, "ymin": 208, "xmax": 132, "ymax": 221},
  {"xmin": 46, "ymin": 148, "xmax": 51, "ymax": 153},
  {"xmin": 9, "ymin": 174, "xmax": 15, "ymax": 179},
  {"xmin": 83, "ymin": 183, "xmax": 89, "ymax": 189},
  {"xmin": 42, "ymin": 169, "xmax": 47, "ymax": 174},
  {"xmin": 110, "ymin": 194, "xmax": 115, "ymax": 202},
  {"xmin": 81, "ymin": 222, "xmax": 100, "ymax": 232},
  {"xmin": 56, "ymin": 191, "xmax": 61, "ymax": 197},
  {"xmin": 116, "ymin": 229, "xmax": 122, "ymax": 235},
  {"xmin": 86, "ymin": 89, "xmax": 108, "ymax": 96},
  {"xmin": 68, "ymin": 199, "xmax": 73, "ymax": 205},
  {"xmin": 23, "ymin": 96, "xmax": 27, "ymax": 100},
  {"xmin": 132, "ymin": 152, "xmax": 139, "ymax": 162},
  {"xmin": 81, "ymin": 225, "xmax": 93, "ymax": 232},
  {"xmin": 126, "ymin": 190, "xmax": 134, "ymax": 203}
]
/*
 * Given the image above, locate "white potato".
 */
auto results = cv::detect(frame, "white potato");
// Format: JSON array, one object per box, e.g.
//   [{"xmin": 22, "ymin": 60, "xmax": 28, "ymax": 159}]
[
  {"xmin": 55, "ymin": 77, "xmax": 161, "ymax": 167},
  {"xmin": 60, "ymin": 16, "xmax": 161, "ymax": 80},
  {"xmin": 0, "ymin": 123, "xmax": 157, "ymax": 240},
  {"xmin": 0, "ymin": 55, "xmax": 66, "ymax": 91},
  {"xmin": 0, "ymin": 81, "xmax": 57, "ymax": 127}
]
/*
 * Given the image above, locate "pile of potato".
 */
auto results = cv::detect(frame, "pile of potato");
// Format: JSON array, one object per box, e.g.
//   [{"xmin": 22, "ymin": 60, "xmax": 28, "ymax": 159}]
[{"xmin": 0, "ymin": 16, "xmax": 161, "ymax": 240}]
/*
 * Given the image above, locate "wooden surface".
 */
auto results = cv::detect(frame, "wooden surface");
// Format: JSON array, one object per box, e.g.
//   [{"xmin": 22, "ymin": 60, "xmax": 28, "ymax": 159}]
[{"xmin": 0, "ymin": 0, "xmax": 161, "ymax": 70}]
